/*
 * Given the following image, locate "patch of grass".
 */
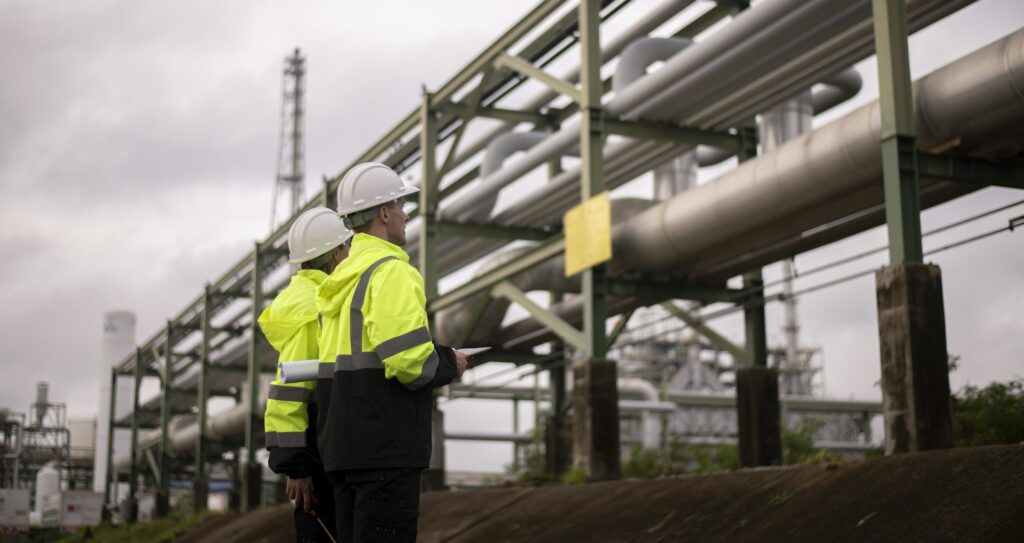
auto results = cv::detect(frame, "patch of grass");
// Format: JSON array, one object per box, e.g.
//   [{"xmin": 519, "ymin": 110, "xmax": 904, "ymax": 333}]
[
  {"xmin": 53, "ymin": 512, "xmax": 220, "ymax": 543},
  {"xmin": 768, "ymin": 490, "xmax": 793, "ymax": 507},
  {"xmin": 561, "ymin": 466, "xmax": 587, "ymax": 485}
]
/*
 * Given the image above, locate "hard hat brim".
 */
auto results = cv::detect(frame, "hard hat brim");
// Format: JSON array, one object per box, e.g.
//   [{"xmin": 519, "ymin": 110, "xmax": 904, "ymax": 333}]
[{"xmin": 338, "ymin": 184, "xmax": 420, "ymax": 217}]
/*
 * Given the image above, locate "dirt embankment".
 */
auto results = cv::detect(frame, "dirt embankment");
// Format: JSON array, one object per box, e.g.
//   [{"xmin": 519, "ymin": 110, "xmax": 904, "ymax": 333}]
[{"xmin": 177, "ymin": 444, "xmax": 1024, "ymax": 542}]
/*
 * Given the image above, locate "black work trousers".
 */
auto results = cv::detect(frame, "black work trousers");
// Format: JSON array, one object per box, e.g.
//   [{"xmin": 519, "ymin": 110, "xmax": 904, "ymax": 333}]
[
  {"xmin": 293, "ymin": 470, "xmax": 338, "ymax": 543},
  {"xmin": 327, "ymin": 468, "xmax": 422, "ymax": 543}
]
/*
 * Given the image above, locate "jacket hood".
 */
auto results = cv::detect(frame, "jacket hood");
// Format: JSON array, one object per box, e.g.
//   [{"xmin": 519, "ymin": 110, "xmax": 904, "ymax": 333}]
[
  {"xmin": 317, "ymin": 233, "xmax": 409, "ymax": 318},
  {"xmin": 258, "ymin": 269, "xmax": 327, "ymax": 351}
]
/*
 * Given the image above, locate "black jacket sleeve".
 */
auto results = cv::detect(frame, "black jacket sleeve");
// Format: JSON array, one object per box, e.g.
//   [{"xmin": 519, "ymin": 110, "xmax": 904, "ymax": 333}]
[
  {"xmin": 267, "ymin": 446, "xmax": 318, "ymax": 479},
  {"xmin": 430, "ymin": 343, "xmax": 458, "ymax": 389}
]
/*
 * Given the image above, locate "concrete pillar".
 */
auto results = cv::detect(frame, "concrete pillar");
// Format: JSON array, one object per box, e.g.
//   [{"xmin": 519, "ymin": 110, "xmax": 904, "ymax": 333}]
[
  {"xmin": 241, "ymin": 463, "xmax": 263, "ymax": 511},
  {"xmin": 572, "ymin": 359, "xmax": 620, "ymax": 481},
  {"xmin": 876, "ymin": 263, "xmax": 953, "ymax": 453},
  {"xmin": 545, "ymin": 415, "xmax": 572, "ymax": 478},
  {"xmin": 736, "ymin": 367, "xmax": 782, "ymax": 467}
]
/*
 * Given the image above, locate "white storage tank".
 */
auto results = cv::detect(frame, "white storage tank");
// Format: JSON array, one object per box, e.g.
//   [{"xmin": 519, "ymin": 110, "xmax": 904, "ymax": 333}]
[
  {"xmin": 93, "ymin": 310, "xmax": 136, "ymax": 493},
  {"xmin": 34, "ymin": 461, "xmax": 61, "ymax": 514},
  {"xmin": 68, "ymin": 418, "xmax": 97, "ymax": 460}
]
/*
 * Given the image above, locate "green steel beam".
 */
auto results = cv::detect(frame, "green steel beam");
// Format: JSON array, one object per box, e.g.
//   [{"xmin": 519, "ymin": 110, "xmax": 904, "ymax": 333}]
[
  {"xmin": 102, "ymin": 367, "xmax": 117, "ymax": 519},
  {"xmin": 438, "ymin": 67, "xmax": 494, "ymax": 179},
  {"xmin": 495, "ymin": 53, "xmax": 582, "ymax": 104},
  {"xmin": 194, "ymin": 285, "xmax": 212, "ymax": 513},
  {"xmin": 439, "ymin": 166, "xmax": 481, "ymax": 201},
  {"xmin": 491, "ymin": 281, "xmax": 588, "ymax": 351},
  {"xmin": 156, "ymin": 321, "xmax": 172, "ymax": 517},
  {"xmin": 872, "ymin": 0, "xmax": 923, "ymax": 264},
  {"xmin": 436, "ymin": 220, "xmax": 557, "ymax": 241},
  {"xmin": 660, "ymin": 301, "xmax": 747, "ymax": 363},
  {"xmin": 432, "ymin": 0, "xmax": 569, "ymax": 106},
  {"xmin": 454, "ymin": 296, "xmax": 493, "ymax": 348},
  {"xmin": 145, "ymin": 449, "xmax": 161, "ymax": 489},
  {"xmin": 420, "ymin": 90, "xmax": 440, "ymax": 308},
  {"xmin": 429, "ymin": 234, "xmax": 565, "ymax": 312},
  {"xmin": 607, "ymin": 309, "xmax": 635, "ymax": 348},
  {"xmin": 243, "ymin": 242, "xmax": 263, "ymax": 511},
  {"xmin": 917, "ymin": 153, "xmax": 1024, "ymax": 190},
  {"xmin": 579, "ymin": 0, "xmax": 608, "ymax": 361},
  {"xmin": 735, "ymin": 123, "xmax": 767, "ymax": 369},
  {"xmin": 603, "ymin": 119, "xmax": 741, "ymax": 150},
  {"xmin": 128, "ymin": 348, "xmax": 143, "ymax": 522}
]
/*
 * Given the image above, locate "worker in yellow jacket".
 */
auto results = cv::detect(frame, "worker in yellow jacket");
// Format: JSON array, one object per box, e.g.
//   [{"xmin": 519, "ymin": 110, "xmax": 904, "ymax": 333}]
[
  {"xmin": 317, "ymin": 162, "xmax": 469, "ymax": 542},
  {"xmin": 261, "ymin": 207, "xmax": 352, "ymax": 543}
]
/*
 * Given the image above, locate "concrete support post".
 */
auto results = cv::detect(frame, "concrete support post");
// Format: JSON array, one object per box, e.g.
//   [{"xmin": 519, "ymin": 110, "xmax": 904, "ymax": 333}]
[
  {"xmin": 545, "ymin": 415, "xmax": 572, "ymax": 478},
  {"xmin": 572, "ymin": 360, "xmax": 620, "ymax": 481},
  {"xmin": 876, "ymin": 264, "xmax": 953, "ymax": 453},
  {"xmin": 736, "ymin": 368, "xmax": 782, "ymax": 466},
  {"xmin": 871, "ymin": 0, "xmax": 952, "ymax": 455},
  {"xmin": 127, "ymin": 348, "xmax": 143, "ymax": 522},
  {"xmin": 193, "ymin": 285, "xmax": 212, "ymax": 513},
  {"xmin": 243, "ymin": 243, "xmax": 264, "ymax": 512},
  {"xmin": 102, "ymin": 368, "xmax": 117, "ymax": 521}
]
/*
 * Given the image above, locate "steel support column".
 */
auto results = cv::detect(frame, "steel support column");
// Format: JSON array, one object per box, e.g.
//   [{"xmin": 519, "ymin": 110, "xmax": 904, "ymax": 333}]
[
  {"xmin": 243, "ymin": 242, "xmax": 263, "ymax": 511},
  {"xmin": 419, "ymin": 90, "xmax": 446, "ymax": 491},
  {"xmin": 127, "ymin": 349, "xmax": 143, "ymax": 522},
  {"xmin": 735, "ymin": 122, "xmax": 781, "ymax": 467},
  {"xmin": 156, "ymin": 321, "xmax": 173, "ymax": 517},
  {"xmin": 194, "ymin": 285, "xmax": 212, "ymax": 512},
  {"xmin": 572, "ymin": 0, "xmax": 619, "ymax": 482},
  {"xmin": 871, "ymin": 0, "xmax": 952, "ymax": 454},
  {"xmin": 102, "ymin": 367, "xmax": 117, "ymax": 520}
]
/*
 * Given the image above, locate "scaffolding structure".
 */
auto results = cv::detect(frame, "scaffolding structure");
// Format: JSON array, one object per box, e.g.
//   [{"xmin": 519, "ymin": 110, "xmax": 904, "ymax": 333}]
[{"xmin": 104, "ymin": 0, "xmax": 1024, "ymax": 521}]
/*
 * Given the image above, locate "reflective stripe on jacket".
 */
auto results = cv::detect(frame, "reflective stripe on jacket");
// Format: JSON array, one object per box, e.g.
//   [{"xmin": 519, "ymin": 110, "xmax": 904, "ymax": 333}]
[
  {"xmin": 259, "ymin": 269, "xmax": 326, "ymax": 478},
  {"xmin": 316, "ymin": 233, "xmax": 457, "ymax": 471}
]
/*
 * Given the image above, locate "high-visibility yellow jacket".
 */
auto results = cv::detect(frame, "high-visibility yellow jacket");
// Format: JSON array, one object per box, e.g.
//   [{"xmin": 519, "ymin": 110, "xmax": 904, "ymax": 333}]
[
  {"xmin": 260, "ymin": 269, "xmax": 326, "ymax": 478},
  {"xmin": 316, "ymin": 233, "xmax": 457, "ymax": 471}
]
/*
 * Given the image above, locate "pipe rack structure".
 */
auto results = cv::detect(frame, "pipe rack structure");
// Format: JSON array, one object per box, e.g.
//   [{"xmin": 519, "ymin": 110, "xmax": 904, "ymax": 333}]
[{"xmin": 106, "ymin": 0, "xmax": 1024, "ymax": 520}]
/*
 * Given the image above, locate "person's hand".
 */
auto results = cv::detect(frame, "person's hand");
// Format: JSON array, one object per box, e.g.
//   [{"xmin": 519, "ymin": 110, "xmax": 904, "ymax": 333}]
[
  {"xmin": 286, "ymin": 477, "xmax": 317, "ymax": 514},
  {"xmin": 455, "ymin": 350, "xmax": 470, "ymax": 378}
]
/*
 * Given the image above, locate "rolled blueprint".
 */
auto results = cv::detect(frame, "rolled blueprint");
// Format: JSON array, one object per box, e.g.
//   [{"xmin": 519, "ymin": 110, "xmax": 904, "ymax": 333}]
[{"xmin": 279, "ymin": 360, "xmax": 320, "ymax": 383}]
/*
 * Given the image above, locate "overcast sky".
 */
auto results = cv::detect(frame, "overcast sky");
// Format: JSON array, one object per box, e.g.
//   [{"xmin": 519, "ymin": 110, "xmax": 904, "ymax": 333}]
[{"xmin": 1, "ymin": 0, "xmax": 1021, "ymax": 472}]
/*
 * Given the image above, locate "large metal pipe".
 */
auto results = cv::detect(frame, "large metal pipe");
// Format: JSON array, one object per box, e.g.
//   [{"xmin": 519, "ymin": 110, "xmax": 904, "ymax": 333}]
[
  {"xmin": 456, "ymin": 29, "xmax": 1024, "ymax": 350},
  {"xmin": 416, "ymin": 0, "xmax": 964, "ymax": 275}
]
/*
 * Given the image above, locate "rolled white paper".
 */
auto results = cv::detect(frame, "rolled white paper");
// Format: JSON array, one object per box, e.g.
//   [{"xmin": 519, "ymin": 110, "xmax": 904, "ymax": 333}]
[{"xmin": 279, "ymin": 359, "xmax": 320, "ymax": 383}]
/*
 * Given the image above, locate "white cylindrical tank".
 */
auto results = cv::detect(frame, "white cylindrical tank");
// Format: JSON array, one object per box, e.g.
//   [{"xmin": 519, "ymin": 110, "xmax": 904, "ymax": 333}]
[
  {"xmin": 35, "ymin": 462, "xmax": 60, "ymax": 514},
  {"xmin": 68, "ymin": 418, "xmax": 97, "ymax": 460},
  {"xmin": 93, "ymin": 311, "xmax": 136, "ymax": 493}
]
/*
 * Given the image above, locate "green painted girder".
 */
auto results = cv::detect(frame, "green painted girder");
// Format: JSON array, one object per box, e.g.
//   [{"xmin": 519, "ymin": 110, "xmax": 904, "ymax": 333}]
[
  {"xmin": 443, "ymin": 102, "xmax": 554, "ymax": 128},
  {"xmin": 436, "ymin": 220, "xmax": 558, "ymax": 241},
  {"xmin": 492, "ymin": 280, "xmax": 588, "ymax": 351},
  {"xmin": 429, "ymin": 233, "xmax": 565, "ymax": 313},
  {"xmin": 917, "ymin": 153, "xmax": 1024, "ymax": 190},
  {"xmin": 495, "ymin": 53, "xmax": 581, "ymax": 104}
]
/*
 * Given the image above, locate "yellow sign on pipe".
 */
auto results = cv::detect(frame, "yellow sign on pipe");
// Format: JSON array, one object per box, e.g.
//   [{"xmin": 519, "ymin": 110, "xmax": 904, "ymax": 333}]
[{"xmin": 564, "ymin": 191, "xmax": 612, "ymax": 277}]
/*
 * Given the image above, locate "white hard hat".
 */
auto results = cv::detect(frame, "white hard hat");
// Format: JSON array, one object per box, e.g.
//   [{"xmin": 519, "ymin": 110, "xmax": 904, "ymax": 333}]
[
  {"xmin": 287, "ymin": 207, "xmax": 354, "ymax": 264},
  {"xmin": 336, "ymin": 162, "xmax": 419, "ymax": 218}
]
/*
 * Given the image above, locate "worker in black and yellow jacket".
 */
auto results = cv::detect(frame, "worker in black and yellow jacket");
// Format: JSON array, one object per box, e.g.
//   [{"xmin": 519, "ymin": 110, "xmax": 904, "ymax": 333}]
[
  {"xmin": 317, "ymin": 162, "xmax": 470, "ymax": 542},
  {"xmin": 261, "ymin": 206, "xmax": 352, "ymax": 543}
]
